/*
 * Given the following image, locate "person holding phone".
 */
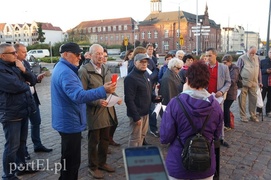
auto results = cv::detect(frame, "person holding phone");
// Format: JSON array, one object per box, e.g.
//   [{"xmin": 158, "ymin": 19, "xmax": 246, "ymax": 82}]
[{"xmin": 78, "ymin": 44, "xmax": 119, "ymax": 179}]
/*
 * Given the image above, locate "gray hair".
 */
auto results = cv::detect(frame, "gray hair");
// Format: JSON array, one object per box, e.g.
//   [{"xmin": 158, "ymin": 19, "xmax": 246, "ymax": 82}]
[
  {"xmin": 176, "ymin": 50, "xmax": 185, "ymax": 56},
  {"xmin": 0, "ymin": 43, "xmax": 13, "ymax": 54},
  {"xmin": 89, "ymin": 44, "xmax": 103, "ymax": 54},
  {"xmin": 14, "ymin": 43, "xmax": 26, "ymax": 51},
  {"xmin": 168, "ymin": 57, "xmax": 183, "ymax": 69}
]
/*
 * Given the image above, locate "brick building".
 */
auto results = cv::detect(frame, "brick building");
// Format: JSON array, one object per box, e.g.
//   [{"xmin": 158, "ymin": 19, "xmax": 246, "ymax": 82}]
[{"xmin": 68, "ymin": 0, "xmax": 221, "ymax": 54}]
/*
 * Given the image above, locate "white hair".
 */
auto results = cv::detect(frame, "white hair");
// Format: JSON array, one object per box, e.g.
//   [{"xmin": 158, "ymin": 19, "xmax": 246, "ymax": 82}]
[
  {"xmin": 168, "ymin": 57, "xmax": 183, "ymax": 69},
  {"xmin": 176, "ymin": 50, "xmax": 185, "ymax": 56}
]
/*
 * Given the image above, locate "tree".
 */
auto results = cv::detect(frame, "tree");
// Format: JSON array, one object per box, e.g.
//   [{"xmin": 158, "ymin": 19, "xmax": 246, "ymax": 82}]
[{"xmin": 37, "ymin": 23, "xmax": 46, "ymax": 43}]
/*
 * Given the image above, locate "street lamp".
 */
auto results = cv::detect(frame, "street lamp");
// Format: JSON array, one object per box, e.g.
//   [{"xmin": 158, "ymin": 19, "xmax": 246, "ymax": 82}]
[
  {"xmin": 266, "ymin": 0, "xmax": 271, "ymax": 56},
  {"xmin": 196, "ymin": 0, "xmax": 199, "ymax": 55}
]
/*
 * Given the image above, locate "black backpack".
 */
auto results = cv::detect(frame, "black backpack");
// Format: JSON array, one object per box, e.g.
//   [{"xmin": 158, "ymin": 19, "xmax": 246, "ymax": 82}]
[{"xmin": 176, "ymin": 97, "xmax": 212, "ymax": 172}]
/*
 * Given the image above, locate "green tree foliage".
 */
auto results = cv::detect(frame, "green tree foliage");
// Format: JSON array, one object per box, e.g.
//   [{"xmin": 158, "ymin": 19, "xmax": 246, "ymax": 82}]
[{"xmin": 37, "ymin": 23, "xmax": 46, "ymax": 43}]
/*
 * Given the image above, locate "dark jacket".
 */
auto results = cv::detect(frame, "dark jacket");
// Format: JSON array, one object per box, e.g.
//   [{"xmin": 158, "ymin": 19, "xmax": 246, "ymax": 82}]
[
  {"xmin": 226, "ymin": 64, "xmax": 239, "ymax": 100},
  {"xmin": 160, "ymin": 91, "xmax": 223, "ymax": 179},
  {"xmin": 260, "ymin": 57, "xmax": 271, "ymax": 87},
  {"xmin": 0, "ymin": 59, "xmax": 37, "ymax": 123},
  {"xmin": 127, "ymin": 57, "xmax": 159, "ymax": 85},
  {"xmin": 158, "ymin": 64, "xmax": 167, "ymax": 83},
  {"xmin": 124, "ymin": 67, "xmax": 153, "ymax": 122},
  {"xmin": 23, "ymin": 60, "xmax": 41, "ymax": 105},
  {"xmin": 159, "ymin": 68, "xmax": 183, "ymax": 105}
]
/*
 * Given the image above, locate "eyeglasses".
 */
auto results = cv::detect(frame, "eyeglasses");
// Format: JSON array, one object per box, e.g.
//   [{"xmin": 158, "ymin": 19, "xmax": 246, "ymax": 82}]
[
  {"xmin": 2, "ymin": 51, "xmax": 17, "ymax": 55},
  {"xmin": 104, "ymin": 56, "xmax": 108, "ymax": 58},
  {"xmin": 175, "ymin": 66, "xmax": 182, "ymax": 70},
  {"xmin": 205, "ymin": 55, "xmax": 212, "ymax": 57}
]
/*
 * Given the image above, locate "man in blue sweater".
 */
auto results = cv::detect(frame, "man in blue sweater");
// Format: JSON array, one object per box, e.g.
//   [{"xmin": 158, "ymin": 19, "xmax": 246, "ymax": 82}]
[{"xmin": 51, "ymin": 42, "xmax": 116, "ymax": 180}]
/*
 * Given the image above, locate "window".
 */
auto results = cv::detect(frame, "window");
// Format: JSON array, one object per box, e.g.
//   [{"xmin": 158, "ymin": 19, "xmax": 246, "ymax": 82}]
[
  {"xmin": 148, "ymin": 31, "xmax": 151, "ymax": 39},
  {"xmin": 88, "ymin": 27, "xmax": 91, "ymax": 33},
  {"xmin": 118, "ymin": 25, "xmax": 122, "ymax": 31},
  {"xmin": 124, "ymin": 25, "xmax": 128, "ymax": 30},
  {"xmin": 113, "ymin": 26, "xmax": 116, "ymax": 31},
  {"xmin": 141, "ymin": 32, "xmax": 145, "ymax": 39},
  {"xmin": 164, "ymin": 30, "xmax": 169, "ymax": 38},
  {"xmin": 164, "ymin": 41, "xmax": 169, "ymax": 50},
  {"xmin": 103, "ymin": 27, "xmax": 106, "ymax": 32},
  {"xmin": 98, "ymin": 27, "xmax": 101, "ymax": 32},
  {"xmin": 108, "ymin": 26, "xmax": 111, "ymax": 31},
  {"xmin": 177, "ymin": 29, "xmax": 180, "ymax": 37},
  {"xmin": 116, "ymin": 35, "xmax": 119, "ymax": 40},
  {"xmin": 110, "ymin": 35, "xmax": 114, "ymax": 40},
  {"xmin": 154, "ymin": 31, "xmax": 158, "ymax": 38},
  {"xmin": 93, "ymin": 27, "xmax": 96, "ymax": 32}
]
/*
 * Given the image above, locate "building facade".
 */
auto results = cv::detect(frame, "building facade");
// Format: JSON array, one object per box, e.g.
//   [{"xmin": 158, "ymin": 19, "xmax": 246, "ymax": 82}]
[
  {"xmin": 0, "ymin": 21, "xmax": 64, "ymax": 46},
  {"xmin": 221, "ymin": 25, "xmax": 260, "ymax": 52}
]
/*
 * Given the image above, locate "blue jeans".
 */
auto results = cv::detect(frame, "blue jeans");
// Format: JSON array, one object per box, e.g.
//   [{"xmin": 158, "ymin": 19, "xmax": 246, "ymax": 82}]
[{"xmin": 2, "ymin": 118, "xmax": 28, "ymax": 179}]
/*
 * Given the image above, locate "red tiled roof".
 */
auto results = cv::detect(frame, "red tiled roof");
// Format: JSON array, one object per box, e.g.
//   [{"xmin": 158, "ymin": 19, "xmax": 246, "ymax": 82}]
[
  {"xmin": 0, "ymin": 23, "xmax": 6, "ymax": 31},
  {"xmin": 74, "ymin": 17, "xmax": 135, "ymax": 29}
]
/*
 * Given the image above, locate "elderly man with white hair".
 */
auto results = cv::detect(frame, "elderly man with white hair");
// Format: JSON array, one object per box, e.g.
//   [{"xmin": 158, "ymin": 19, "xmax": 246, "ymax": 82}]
[
  {"xmin": 176, "ymin": 50, "xmax": 185, "ymax": 60},
  {"xmin": 159, "ymin": 57, "xmax": 184, "ymax": 105}
]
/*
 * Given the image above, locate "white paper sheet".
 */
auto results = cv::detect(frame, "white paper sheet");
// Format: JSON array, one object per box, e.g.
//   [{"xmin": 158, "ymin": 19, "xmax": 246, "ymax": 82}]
[
  {"xmin": 106, "ymin": 94, "xmax": 122, "ymax": 107},
  {"xmin": 236, "ymin": 89, "xmax": 241, "ymax": 99},
  {"xmin": 211, "ymin": 92, "xmax": 224, "ymax": 104},
  {"xmin": 146, "ymin": 68, "xmax": 152, "ymax": 75},
  {"xmin": 120, "ymin": 61, "xmax": 128, "ymax": 77},
  {"xmin": 162, "ymin": 105, "xmax": 167, "ymax": 112},
  {"xmin": 153, "ymin": 103, "xmax": 162, "ymax": 118}
]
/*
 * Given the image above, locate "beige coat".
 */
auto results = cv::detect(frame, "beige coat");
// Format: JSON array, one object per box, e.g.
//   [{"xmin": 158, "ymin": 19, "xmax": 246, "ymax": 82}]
[{"xmin": 78, "ymin": 62, "xmax": 117, "ymax": 130}]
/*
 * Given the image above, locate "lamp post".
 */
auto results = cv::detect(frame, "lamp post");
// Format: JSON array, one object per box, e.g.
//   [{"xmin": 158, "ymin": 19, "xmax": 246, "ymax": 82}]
[
  {"xmin": 246, "ymin": 24, "xmax": 249, "ymax": 51},
  {"xmin": 266, "ymin": 0, "xmax": 271, "ymax": 56},
  {"xmin": 178, "ymin": 5, "xmax": 181, "ymax": 50},
  {"xmin": 196, "ymin": 0, "xmax": 199, "ymax": 55}
]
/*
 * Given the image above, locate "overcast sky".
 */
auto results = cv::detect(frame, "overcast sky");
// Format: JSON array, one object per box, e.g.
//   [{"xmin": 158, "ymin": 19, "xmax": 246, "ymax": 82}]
[{"xmin": 1, "ymin": 0, "xmax": 269, "ymax": 40}]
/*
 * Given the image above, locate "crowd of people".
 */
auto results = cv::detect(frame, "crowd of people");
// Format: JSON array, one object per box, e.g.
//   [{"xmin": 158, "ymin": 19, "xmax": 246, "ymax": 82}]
[{"xmin": 0, "ymin": 41, "xmax": 268, "ymax": 180}]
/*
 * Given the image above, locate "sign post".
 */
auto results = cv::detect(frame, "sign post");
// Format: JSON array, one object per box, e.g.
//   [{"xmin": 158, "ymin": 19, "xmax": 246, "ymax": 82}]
[
  {"xmin": 179, "ymin": 34, "xmax": 184, "ymax": 48},
  {"xmin": 124, "ymin": 37, "xmax": 129, "ymax": 51}
]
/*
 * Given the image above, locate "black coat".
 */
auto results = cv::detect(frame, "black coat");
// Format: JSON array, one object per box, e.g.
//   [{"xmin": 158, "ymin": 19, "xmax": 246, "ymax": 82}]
[{"xmin": 124, "ymin": 67, "xmax": 153, "ymax": 122}]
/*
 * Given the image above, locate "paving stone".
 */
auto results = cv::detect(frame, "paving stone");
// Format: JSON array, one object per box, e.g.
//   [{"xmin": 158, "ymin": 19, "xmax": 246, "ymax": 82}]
[{"xmin": 0, "ymin": 62, "xmax": 271, "ymax": 179}]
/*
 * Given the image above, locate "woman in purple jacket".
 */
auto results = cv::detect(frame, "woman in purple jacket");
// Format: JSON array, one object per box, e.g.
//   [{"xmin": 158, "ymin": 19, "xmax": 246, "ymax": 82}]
[{"xmin": 160, "ymin": 61, "xmax": 223, "ymax": 180}]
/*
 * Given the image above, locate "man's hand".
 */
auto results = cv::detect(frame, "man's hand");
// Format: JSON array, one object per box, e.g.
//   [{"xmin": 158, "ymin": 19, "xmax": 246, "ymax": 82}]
[
  {"xmin": 37, "ymin": 73, "xmax": 45, "ymax": 82},
  {"xmin": 215, "ymin": 91, "xmax": 223, "ymax": 98},
  {"xmin": 267, "ymin": 69, "xmax": 271, "ymax": 74},
  {"xmin": 99, "ymin": 99, "xmax": 108, "ymax": 107},
  {"xmin": 117, "ymin": 98, "xmax": 122, "ymax": 105},
  {"xmin": 15, "ymin": 60, "xmax": 26, "ymax": 73},
  {"xmin": 135, "ymin": 119, "xmax": 142, "ymax": 126},
  {"xmin": 104, "ymin": 82, "xmax": 116, "ymax": 94}
]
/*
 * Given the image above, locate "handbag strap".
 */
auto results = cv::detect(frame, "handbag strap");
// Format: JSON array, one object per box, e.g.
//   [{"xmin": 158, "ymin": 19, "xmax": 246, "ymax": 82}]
[{"xmin": 175, "ymin": 96, "xmax": 212, "ymax": 134}]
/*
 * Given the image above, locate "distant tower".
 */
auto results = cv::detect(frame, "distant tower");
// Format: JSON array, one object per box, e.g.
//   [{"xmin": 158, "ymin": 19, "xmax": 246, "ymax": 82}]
[{"xmin": 150, "ymin": 0, "xmax": 162, "ymax": 14}]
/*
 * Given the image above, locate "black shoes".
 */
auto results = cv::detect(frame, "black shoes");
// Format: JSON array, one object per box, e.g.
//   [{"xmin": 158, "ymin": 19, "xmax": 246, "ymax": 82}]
[
  {"xmin": 34, "ymin": 146, "xmax": 53, "ymax": 152},
  {"xmin": 15, "ymin": 165, "xmax": 38, "ymax": 176},
  {"xmin": 150, "ymin": 130, "xmax": 160, "ymax": 138},
  {"xmin": 220, "ymin": 140, "xmax": 230, "ymax": 148},
  {"xmin": 143, "ymin": 139, "xmax": 152, "ymax": 146}
]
